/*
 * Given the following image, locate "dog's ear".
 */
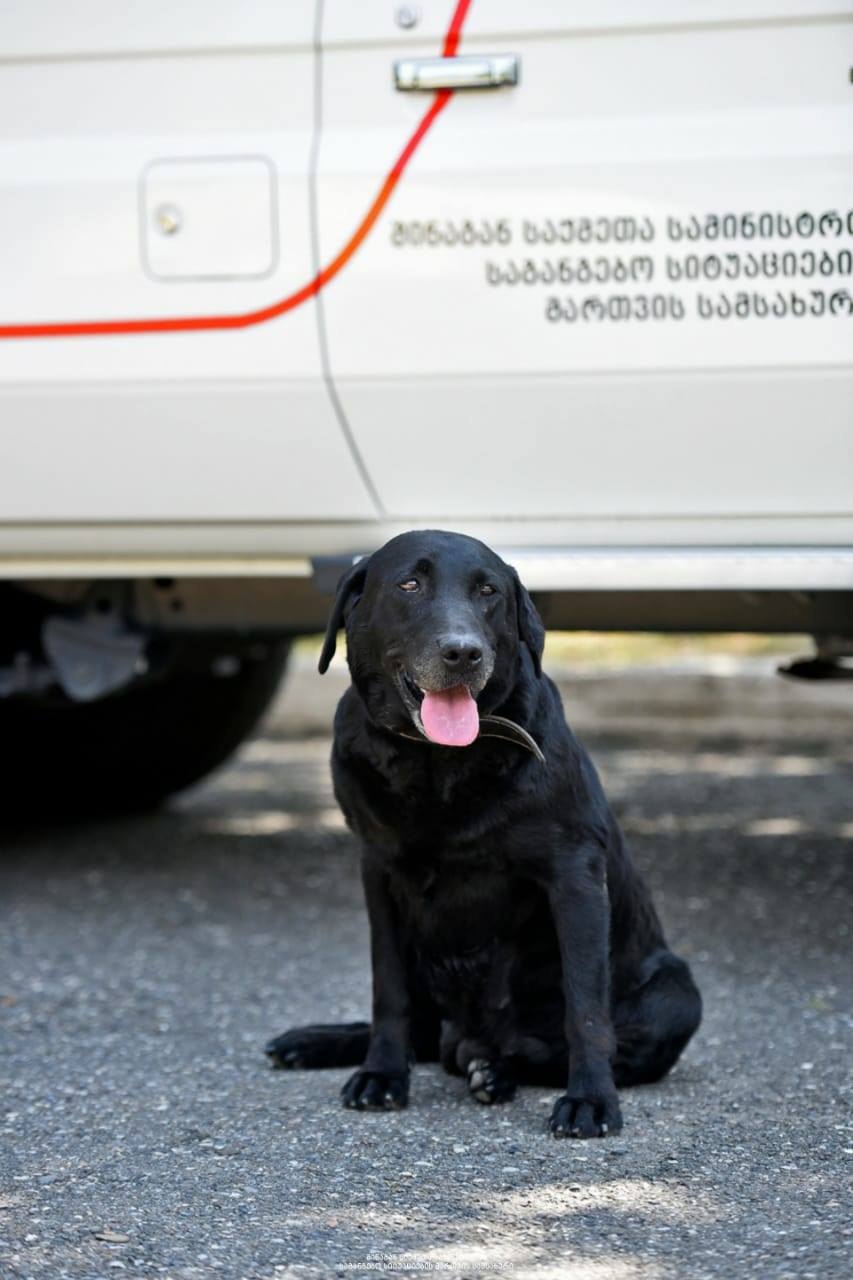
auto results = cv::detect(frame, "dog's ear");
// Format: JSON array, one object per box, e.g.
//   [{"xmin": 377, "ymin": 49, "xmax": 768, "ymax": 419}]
[
  {"xmin": 512, "ymin": 569, "xmax": 546, "ymax": 677},
  {"xmin": 318, "ymin": 558, "xmax": 369, "ymax": 674}
]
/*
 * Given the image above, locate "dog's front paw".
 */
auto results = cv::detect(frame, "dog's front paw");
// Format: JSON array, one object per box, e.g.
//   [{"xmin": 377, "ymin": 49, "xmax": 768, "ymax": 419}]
[
  {"xmin": 341, "ymin": 1068, "xmax": 409, "ymax": 1111},
  {"xmin": 549, "ymin": 1086, "xmax": 622, "ymax": 1139}
]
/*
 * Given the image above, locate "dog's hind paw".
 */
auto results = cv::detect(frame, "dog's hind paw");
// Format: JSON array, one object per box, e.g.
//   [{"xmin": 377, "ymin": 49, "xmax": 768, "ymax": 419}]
[
  {"xmin": 466, "ymin": 1058, "xmax": 517, "ymax": 1105},
  {"xmin": 265, "ymin": 1029, "xmax": 310, "ymax": 1069},
  {"xmin": 265, "ymin": 1021, "xmax": 370, "ymax": 1070}
]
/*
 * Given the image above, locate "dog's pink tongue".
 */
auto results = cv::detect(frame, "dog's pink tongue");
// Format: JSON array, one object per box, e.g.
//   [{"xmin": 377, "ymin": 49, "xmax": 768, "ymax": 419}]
[{"xmin": 420, "ymin": 686, "xmax": 479, "ymax": 747}]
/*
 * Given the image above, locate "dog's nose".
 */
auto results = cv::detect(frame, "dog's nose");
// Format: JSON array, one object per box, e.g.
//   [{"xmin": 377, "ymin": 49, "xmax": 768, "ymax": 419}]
[{"xmin": 440, "ymin": 637, "xmax": 483, "ymax": 672}]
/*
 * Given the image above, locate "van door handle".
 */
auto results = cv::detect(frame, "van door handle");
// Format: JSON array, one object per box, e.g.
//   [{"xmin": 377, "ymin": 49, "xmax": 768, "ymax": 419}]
[{"xmin": 394, "ymin": 53, "xmax": 519, "ymax": 92}]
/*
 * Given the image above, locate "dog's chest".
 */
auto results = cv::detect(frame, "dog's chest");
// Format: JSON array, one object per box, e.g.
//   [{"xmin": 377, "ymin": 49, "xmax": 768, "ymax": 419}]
[
  {"xmin": 391, "ymin": 849, "xmax": 535, "ymax": 952},
  {"xmin": 353, "ymin": 749, "xmax": 522, "ymax": 849}
]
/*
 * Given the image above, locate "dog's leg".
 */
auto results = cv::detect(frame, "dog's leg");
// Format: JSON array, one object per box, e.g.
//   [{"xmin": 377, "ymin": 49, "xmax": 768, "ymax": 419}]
[
  {"xmin": 266, "ymin": 1022, "xmax": 370, "ymax": 1069},
  {"xmin": 340, "ymin": 860, "xmax": 413, "ymax": 1111},
  {"xmin": 468, "ymin": 950, "xmax": 523, "ymax": 1104},
  {"xmin": 545, "ymin": 847, "xmax": 623, "ymax": 1139}
]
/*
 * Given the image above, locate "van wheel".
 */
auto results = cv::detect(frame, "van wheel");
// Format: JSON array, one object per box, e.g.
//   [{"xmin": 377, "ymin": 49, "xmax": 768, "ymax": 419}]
[{"xmin": 1, "ymin": 640, "xmax": 290, "ymax": 817}]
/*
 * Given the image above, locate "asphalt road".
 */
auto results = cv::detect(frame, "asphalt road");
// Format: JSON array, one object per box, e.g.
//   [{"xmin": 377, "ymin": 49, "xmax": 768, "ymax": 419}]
[{"xmin": 1, "ymin": 664, "xmax": 851, "ymax": 1280}]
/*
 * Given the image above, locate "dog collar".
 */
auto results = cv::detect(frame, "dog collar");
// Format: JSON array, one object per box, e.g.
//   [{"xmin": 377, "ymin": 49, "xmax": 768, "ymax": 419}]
[
  {"xmin": 478, "ymin": 715, "xmax": 547, "ymax": 764},
  {"xmin": 397, "ymin": 714, "xmax": 546, "ymax": 765}
]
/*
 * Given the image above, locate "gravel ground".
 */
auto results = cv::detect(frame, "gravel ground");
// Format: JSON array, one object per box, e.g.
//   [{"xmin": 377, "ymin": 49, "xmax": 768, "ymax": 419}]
[{"xmin": 1, "ymin": 666, "xmax": 851, "ymax": 1280}]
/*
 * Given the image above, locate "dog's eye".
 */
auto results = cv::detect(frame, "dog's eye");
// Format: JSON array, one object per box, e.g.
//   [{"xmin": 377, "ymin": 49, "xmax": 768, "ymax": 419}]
[
  {"xmin": 398, "ymin": 579, "xmax": 420, "ymax": 592},
  {"xmin": 479, "ymin": 584, "xmax": 496, "ymax": 597}
]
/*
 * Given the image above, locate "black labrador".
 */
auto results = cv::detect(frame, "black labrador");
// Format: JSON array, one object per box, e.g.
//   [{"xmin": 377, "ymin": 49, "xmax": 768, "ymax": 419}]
[{"xmin": 266, "ymin": 530, "xmax": 701, "ymax": 1137}]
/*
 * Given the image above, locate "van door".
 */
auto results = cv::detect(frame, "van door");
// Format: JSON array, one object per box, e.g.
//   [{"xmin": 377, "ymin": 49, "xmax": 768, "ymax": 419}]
[
  {"xmin": 316, "ymin": 0, "xmax": 853, "ymax": 525},
  {"xmin": 0, "ymin": 1, "xmax": 377, "ymax": 526}
]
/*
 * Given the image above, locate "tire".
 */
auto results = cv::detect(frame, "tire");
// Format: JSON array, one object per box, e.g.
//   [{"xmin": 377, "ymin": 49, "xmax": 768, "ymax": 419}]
[{"xmin": 0, "ymin": 639, "xmax": 290, "ymax": 817}]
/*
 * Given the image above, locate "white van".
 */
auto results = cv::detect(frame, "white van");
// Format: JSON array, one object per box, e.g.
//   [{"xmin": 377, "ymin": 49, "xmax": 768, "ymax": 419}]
[{"xmin": 1, "ymin": 1, "xmax": 851, "ymax": 808}]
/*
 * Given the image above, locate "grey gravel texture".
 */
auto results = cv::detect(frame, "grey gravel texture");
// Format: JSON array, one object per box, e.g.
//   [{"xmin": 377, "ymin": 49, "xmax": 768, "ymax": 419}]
[{"xmin": 1, "ymin": 662, "xmax": 851, "ymax": 1280}]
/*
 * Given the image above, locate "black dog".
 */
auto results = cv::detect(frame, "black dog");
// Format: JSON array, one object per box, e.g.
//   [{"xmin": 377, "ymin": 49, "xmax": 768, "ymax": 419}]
[{"xmin": 267, "ymin": 531, "xmax": 701, "ymax": 1137}]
